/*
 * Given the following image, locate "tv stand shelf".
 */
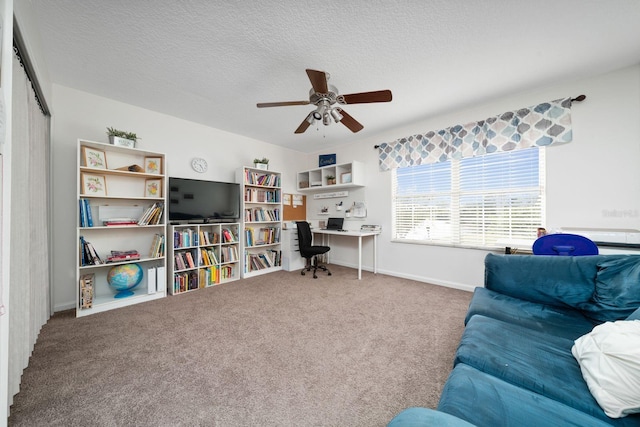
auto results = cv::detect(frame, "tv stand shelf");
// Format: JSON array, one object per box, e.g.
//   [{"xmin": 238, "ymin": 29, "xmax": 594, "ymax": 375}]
[{"xmin": 168, "ymin": 223, "xmax": 240, "ymax": 294}]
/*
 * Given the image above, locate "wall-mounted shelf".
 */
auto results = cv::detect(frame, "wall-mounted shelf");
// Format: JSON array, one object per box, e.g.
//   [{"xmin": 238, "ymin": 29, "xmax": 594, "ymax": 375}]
[{"xmin": 296, "ymin": 161, "xmax": 364, "ymax": 192}]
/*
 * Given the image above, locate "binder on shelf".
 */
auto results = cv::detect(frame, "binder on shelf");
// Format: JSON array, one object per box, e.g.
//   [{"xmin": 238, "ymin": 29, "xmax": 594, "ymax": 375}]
[
  {"xmin": 147, "ymin": 266, "xmax": 157, "ymax": 294},
  {"xmin": 156, "ymin": 266, "xmax": 166, "ymax": 293}
]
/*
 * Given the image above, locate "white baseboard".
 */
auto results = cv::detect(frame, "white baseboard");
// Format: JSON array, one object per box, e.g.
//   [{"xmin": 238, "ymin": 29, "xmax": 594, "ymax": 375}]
[{"xmin": 328, "ymin": 260, "xmax": 476, "ymax": 293}]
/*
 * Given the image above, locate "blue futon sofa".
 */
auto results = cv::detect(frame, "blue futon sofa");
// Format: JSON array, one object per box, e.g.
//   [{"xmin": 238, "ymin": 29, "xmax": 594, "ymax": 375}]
[{"xmin": 389, "ymin": 253, "xmax": 640, "ymax": 427}]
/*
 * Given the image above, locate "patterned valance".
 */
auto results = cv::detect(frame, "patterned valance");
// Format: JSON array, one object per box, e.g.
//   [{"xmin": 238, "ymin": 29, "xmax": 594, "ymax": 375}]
[{"xmin": 378, "ymin": 97, "xmax": 573, "ymax": 171}]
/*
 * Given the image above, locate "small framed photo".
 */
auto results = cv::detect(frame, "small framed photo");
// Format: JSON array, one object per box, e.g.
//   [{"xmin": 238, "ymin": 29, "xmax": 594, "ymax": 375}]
[
  {"xmin": 81, "ymin": 173, "xmax": 107, "ymax": 196},
  {"xmin": 341, "ymin": 172, "xmax": 352, "ymax": 184},
  {"xmin": 144, "ymin": 157, "xmax": 162, "ymax": 174},
  {"xmin": 82, "ymin": 146, "xmax": 107, "ymax": 169},
  {"xmin": 145, "ymin": 179, "xmax": 162, "ymax": 197}
]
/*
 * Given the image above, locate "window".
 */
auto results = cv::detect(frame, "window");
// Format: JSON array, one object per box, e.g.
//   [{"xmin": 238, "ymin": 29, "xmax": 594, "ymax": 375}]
[{"xmin": 392, "ymin": 147, "xmax": 545, "ymax": 248}]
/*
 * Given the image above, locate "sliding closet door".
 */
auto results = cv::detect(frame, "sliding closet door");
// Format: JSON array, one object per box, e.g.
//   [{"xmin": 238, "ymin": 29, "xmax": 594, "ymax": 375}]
[{"xmin": 8, "ymin": 50, "xmax": 51, "ymax": 405}]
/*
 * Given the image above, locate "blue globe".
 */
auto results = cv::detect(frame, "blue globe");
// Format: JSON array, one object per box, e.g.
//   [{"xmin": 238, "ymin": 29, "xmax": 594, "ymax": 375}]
[{"xmin": 107, "ymin": 263, "xmax": 143, "ymax": 298}]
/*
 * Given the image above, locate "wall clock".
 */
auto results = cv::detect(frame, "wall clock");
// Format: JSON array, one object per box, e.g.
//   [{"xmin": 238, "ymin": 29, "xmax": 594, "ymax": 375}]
[{"xmin": 191, "ymin": 157, "xmax": 208, "ymax": 173}]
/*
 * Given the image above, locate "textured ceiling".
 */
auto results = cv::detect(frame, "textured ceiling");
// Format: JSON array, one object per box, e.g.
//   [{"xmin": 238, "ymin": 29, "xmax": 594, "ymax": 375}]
[{"xmin": 27, "ymin": 0, "xmax": 640, "ymax": 153}]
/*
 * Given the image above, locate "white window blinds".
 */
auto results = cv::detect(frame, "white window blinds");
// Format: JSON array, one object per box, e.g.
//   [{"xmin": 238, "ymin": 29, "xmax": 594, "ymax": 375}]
[{"xmin": 392, "ymin": 147, "xmax": 545, "ymax": 248}]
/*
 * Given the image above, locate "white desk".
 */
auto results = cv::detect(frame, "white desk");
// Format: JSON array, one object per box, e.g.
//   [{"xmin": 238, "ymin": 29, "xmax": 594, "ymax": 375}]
[{"xmin": 312, "ymin": 229, "xmax": 380, "ymax": 280}]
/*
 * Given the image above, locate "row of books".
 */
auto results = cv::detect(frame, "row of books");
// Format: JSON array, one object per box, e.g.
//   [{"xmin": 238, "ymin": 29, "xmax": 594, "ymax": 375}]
[
  {"xmin": 79, "ymin": 236, "xmax": 103, "ymax": 265},
  {"xmin": 149, "ymin": 234, "xmax": 165, "ymax": 258},
  {"xmin": 243, "ymin": 170, "xmax": 281, "ymax": 187},
  {"xmin": 172, "ymin": 264, "xmax": 237, "ymax": 294},
  {"xmin": 245, "ymin": 250, "xmax": 281, "ymax": 272},
  {"xmin": 244, "ymin": 188, "xmax": 280, "ymax": 203},
  {"xmin": 106, "ymin": 250, "xmax": 140, "ymax": 263},
  {"xmin": 200, "ymin": 248, "xmax": 219, "ymax": 266},
  {"xmin": 220, "ymin": 246, "xmax": 239, "ymax": 263},
  {"xmin": 244, "ymin": 227, "xmax": 280, "ymax": 247},
  {"xmin": 138, "ymin": 201, "xmax": 164, "ymax": 225},
  {"xmin": 243, "ymin": 207, "xmax": 280, "ymax": 222},
  {"xmin": 174, "ymin": 228, "xmax": 199, "ymax": 248},
  {"xmin": 79, "ymin": 274, "xmax": 94, "ymax": 309},
  {"xmin": 79, "ymin": 199, "xmax": 95, "ymax": 227},
  {"xmin": 174, "ymin": 251, "xmax": 196, "ymax": 270},
  {"xmin": 221, "ymin": 228, "xmax": 238, "ymax": 243}
]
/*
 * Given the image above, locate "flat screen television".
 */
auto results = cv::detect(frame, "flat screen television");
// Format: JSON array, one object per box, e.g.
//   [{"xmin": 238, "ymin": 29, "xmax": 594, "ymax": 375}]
[{"xmin": 168, "ymin": 177, "xmax": 240, "ymax": 223}]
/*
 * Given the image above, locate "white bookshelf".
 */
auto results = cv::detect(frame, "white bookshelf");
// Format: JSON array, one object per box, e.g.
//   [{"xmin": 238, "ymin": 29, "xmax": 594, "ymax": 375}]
[
  {"xmin": 236, "ymin": 166, "xmax": 283, "ymax": 277},
  {"xmin": 76, "ymin": 139, "xmax": 167, "ymax": 317}
]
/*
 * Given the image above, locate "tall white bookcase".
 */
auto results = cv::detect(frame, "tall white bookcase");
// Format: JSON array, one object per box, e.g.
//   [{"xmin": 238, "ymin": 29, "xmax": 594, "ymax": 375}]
[
  {"xmin": 76, "ymin": 139, "xmax": 167, "ymax": 317},
  {"xmin": 236, "ymin": 166, "xmax": 283, "ymax": 277},
  {"xmin": 167, "ymin": 223, "xmax": 240, "ymax": 294}
]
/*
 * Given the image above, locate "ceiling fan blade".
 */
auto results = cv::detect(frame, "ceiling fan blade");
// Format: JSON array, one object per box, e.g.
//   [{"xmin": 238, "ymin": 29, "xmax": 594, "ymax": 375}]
[
  {"xmin": 341, "ymin": 90, "xmax": 392, "ymax": 104},
  {"xmin": 338, "ymin": 109, "xmax": 364, "ymax": 133},
  {"xmin": 257, "ymin": 100, "xmax": 310, "ymax": 108},
  {"xmin": 294, "ymin": 116, "xmax": 312, "ymax": 134},
  {"xmin": 306, "ymin": 69, "xmax": 328, "ymax": 93}
]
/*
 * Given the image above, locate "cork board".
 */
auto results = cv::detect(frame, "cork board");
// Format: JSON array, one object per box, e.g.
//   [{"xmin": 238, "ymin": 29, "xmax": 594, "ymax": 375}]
[{"xmin": 283, "ymin": 193, "xmax": 306, "ymax": 221}]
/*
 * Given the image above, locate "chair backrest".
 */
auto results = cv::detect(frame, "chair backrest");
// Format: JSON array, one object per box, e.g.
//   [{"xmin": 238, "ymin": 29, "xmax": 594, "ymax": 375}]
[
  {"xmin": 532, "ymin": 233, "xmax": 599, "ymax": 256},
  {"xmin": 296, "ymin": 221, "xmax": 314, "ymax": 255}
]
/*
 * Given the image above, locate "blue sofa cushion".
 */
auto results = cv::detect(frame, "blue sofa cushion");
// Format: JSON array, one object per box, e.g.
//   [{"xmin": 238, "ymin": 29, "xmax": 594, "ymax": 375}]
[
  {"xmin": 387, "ymin": 407, "xmax": 476, "ymax": 427},
  {"xmin": 454, "ymin": 315, "xmax": 640, "ymax": 426},
  {"xmin": 465, "ymin": 287, "xmax": 597, "ymax": 340},
  {"xmin": 483, "ymin": 253, "xmax": 623, "ymax": 309},
  {"xmin": 437, "ymin": 364, "xmax": 613, "ymax": 427},
  {"xmin": 628, "ymin": 306, "xmax": 640, "ymax": 320},
  {"xmin": 581, "ymin": 256, "xmax": 640, "ymax": 322}
]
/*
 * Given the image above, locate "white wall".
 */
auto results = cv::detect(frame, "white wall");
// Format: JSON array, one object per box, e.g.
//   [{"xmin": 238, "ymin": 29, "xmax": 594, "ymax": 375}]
[
  {"xmin": 50, "ymin": 85, "xmax": 307, "ymax": 311},
  {"xmin": 50, "ymin": 65, "xmax": 640, "ymax": 309},
  {"xmin": 302, "ymin": 64, "xmax": 640, "ymax": 291}
]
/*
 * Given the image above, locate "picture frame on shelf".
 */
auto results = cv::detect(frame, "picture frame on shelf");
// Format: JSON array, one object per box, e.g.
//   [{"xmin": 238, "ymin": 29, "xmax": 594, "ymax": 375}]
[
  {"xmin": 145, "ymin": 178, "xmax": 162, "ymax": 197},
  {"xmin": 144, "ymin": 157, "xmax": 162, "ymax": 174},
  {"xmin": 81, "ymin": 173, "xmax": 107, "ymax": 196},
  {"xmin": 341, "ymin": 172, "xmax": 352, "ymax": 184},
  {"xmin": 82, "ymin": 146, "xmax": 107, "ymax": 169}
]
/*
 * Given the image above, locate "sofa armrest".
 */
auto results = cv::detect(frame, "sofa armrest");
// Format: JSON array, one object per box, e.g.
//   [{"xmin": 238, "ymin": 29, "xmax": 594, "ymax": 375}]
[{"xmin": 483, "ymin": 253, "xmax": 627, "ymax": 308}]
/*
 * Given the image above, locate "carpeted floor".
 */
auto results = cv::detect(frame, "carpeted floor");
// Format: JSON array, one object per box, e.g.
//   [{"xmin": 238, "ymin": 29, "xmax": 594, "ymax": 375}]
[{"xmin": 8, "ymin": 265, "xmax": 472, "ymax": 427}]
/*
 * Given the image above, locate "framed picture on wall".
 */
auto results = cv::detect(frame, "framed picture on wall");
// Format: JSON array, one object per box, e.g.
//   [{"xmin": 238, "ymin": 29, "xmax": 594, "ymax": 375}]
[
  {"xmin": 81, "ymin": 173, "xmax": 107, "ymax": 196},
  {"xmin": 145, "ymin": 179, "xmax": 162, "ymax": 198},
  {"xmin": 144, "ymin": 157, "xmax": 162, "ymax": 174},
  {"xmin": 81, "ymin": 146, "xmax": 108, "ymax": 169}
]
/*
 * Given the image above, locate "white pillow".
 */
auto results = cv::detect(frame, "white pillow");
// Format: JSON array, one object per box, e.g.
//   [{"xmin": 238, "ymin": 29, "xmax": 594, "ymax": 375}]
[{"xmin": 572, "ymin": 320, "xmax": 640, "ymax": 418}]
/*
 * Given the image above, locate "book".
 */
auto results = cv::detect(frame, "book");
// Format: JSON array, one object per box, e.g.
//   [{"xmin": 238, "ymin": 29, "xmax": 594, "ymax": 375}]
[
  {"xmin": 79, "ymin": 274, "xmax": 94, "ymax": 309},
  {"xmin": 84, "ymin": 199, "xmax": 94, "ymax": 227}
]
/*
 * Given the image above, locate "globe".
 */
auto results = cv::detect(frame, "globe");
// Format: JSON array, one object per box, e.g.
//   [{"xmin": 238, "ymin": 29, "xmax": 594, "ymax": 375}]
[{"xmin": 107, "ymin": 263, "xmax": 143, "ymax": 298}]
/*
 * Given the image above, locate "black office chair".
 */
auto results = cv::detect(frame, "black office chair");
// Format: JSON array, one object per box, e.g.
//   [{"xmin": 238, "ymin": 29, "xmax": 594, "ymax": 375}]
[{"xmin": 296, "ymin": 221, "xmax": 331, "ymax": 278}]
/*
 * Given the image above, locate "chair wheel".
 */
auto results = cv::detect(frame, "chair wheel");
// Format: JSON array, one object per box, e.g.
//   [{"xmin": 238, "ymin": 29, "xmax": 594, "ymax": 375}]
[
  {"xmin": 313, "ymin": 275, "xmax": 318, "ymax": 279},
  {"xmin": 301, "ymin": 271, "xmax": 305, "ymax": 276},
  {"xmin": 328, "ymin": 272, "xmax": 332, "ymax": 276}
]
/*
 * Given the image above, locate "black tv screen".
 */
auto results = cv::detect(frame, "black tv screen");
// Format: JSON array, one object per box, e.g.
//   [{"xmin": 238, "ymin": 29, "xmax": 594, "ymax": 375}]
[{"xmin": 168, "ymin": 177, "xmax": 240, "ymax": 223}]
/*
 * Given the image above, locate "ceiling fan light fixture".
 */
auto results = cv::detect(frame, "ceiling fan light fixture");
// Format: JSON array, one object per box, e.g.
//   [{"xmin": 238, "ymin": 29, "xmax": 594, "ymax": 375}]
[
  {"xmin": 322, "ymin": 112, "xmax": 331, "ymax": 126},
  {"xmin": 306, "ymin": 113, "xmax": 316, "ymax": 125},
  {"xmin": 330, "ymin": 108, "xmax": 343, "ymax": 123}
]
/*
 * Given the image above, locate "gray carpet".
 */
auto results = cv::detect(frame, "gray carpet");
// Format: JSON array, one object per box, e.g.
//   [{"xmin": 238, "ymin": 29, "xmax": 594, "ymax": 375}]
[{"xmin": 9, "ymin": 265, "xmax": 472, "ymax": 427}]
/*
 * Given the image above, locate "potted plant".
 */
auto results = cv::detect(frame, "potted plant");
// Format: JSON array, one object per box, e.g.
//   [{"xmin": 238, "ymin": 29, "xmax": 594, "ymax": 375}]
[
  {"xmin": 253, "ymin": 157, "xmax": 269, "ymax": 170},
  {"xmin": 326, "ymin": 175, "xmax": 336, "ymax": 185},
  {"xmin": 107, "ymin": 127, "xmax": 140, "ymax": 148}
]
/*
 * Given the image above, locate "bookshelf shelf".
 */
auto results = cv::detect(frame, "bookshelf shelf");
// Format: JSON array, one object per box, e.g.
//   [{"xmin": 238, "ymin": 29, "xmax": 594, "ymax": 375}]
[
  {"xmin": 237, "ymin": 166, "xmax": 283, "ymax": 278},
  {"xmin": 76, "ymin": 139, "xmax": 167, "ymax": 317},
  {"xmin": 167, "ymin": 223, "xmax": 241, "ymax": 295}
]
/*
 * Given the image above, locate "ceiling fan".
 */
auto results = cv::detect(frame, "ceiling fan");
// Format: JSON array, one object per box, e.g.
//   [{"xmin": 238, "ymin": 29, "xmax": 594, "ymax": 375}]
[{"xmin": 257, "ymin": 69, "xmax": 392, "ymax": 134}]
